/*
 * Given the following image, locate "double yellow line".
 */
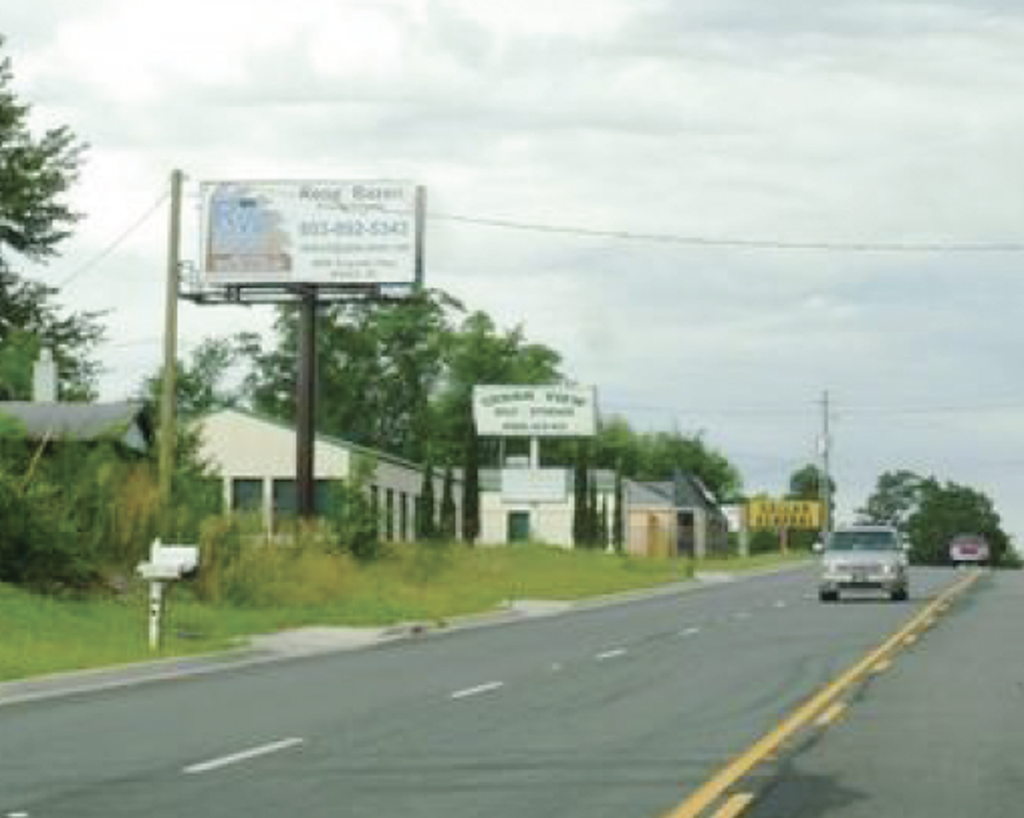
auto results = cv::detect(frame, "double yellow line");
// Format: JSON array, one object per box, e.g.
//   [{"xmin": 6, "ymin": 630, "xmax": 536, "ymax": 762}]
[{"xmin": 663, "ymin": 571, "xmax": 981, "ymax": 818}]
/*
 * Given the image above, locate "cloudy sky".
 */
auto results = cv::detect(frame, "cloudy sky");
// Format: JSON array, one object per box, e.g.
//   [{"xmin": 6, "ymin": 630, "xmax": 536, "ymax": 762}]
[{"xmin": 6, "ymin": 0, "xmax": 1024, "ymax": 539}]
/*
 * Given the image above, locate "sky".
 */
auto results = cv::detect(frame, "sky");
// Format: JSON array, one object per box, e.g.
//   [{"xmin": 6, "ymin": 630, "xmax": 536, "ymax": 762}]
[{"xmin": 5, "ymin": 0, "xmax": 1024, "ymax": 541}]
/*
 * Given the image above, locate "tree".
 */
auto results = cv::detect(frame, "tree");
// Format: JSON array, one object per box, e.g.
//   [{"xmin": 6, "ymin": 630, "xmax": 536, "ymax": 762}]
[
  {"xmin": 0, "ymin": 43, "xmax": 101, "ymax": 400},
  {"xmin": 612, "ymin": 470, "xmax": 625, "ymax": 553},
  {"xmin": 572, "ymin": 441, "xmax": 590, "ymax": 547},
  {"xmin": 243, "ymin": 290, "xmax": 459, "ymax": 462},
  {"xmin": 905, "ymin": 479, "xmax": 1012, "ymax": 566},
  {"xmin": 433, "ymin": 310, "xmax": 561, "ymax": 543},
  {"xmin": 141, "ymin": 335, "xmax": 253, "ymax": 416},
  {"xmin": 857, "ymin": 469, "xmax": 926, "ymax": 532},
  {"xmin": 439, "ymin": 464, "xmax": 457, "ymax": 540}
]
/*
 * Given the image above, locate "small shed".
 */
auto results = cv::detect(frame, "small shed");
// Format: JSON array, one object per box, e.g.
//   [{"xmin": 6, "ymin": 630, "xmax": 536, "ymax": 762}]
[{"xmin": 625, "ymin": 474, "xmax": 729, "ymax": 559}]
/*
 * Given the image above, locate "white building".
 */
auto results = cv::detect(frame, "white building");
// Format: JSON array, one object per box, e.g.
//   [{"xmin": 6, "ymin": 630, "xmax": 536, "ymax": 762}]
[
  {"xmin": 195, "ymin": 408, "xmax": 460, "ymax": 540},
  {"xmin": 478, "ymin": 467, "xmax": 618, "ymax": 547}
]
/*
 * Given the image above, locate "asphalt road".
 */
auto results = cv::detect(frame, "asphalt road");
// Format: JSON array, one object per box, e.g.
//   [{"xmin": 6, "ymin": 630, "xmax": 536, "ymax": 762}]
[
  {"xmin": 0, "ymin": 565, "xmax": 974, "ymax": 818},
  {"xmin": 745, "ymin": 568, "xmax": 1023, "ymax": 818}
]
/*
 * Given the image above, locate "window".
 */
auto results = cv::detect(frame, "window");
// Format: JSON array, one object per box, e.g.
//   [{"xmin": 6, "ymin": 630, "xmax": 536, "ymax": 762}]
[
  {"xmin": 232, "ymin": 478, "xmax": 263, "ymax": 513},
  {"xmin": 385, "ymin": 489, "xmax": 395, "ymax": 541},
  {"xmin": 273, "ymin": 479, "xmax": 298, "ymax": 531},
  {"xmin": 399, "ymin": 492, "xmax": 409, "ymax": 541}
]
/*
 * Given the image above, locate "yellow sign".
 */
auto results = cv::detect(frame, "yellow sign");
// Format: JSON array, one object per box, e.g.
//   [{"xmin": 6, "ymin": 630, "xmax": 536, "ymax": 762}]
[{"xmin": 747, "ymin": 499, "xmax": 822, "ymax": 530}]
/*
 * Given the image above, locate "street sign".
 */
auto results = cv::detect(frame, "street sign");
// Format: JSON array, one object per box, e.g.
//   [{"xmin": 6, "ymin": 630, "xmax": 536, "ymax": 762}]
[{"xmin": 747, "ymin": 499, "xmax": 822, "ymax": 530}]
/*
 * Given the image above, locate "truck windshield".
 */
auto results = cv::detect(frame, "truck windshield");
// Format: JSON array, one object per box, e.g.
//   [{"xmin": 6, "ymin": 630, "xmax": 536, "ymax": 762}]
[{"xmin": 827, "ymin": 531, "xmax": 899, "ymax": 551}]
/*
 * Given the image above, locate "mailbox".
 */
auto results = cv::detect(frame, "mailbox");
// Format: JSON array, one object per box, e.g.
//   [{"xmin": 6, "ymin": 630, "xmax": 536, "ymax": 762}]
[{"xmin": 136, "ymin": 538, "xmax": 199, "ymax": 650}]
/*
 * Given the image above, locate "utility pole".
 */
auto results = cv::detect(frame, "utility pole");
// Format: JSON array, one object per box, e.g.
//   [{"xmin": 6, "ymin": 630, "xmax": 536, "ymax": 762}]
[
  {"xmin": 296, "ymin": 286, "xmax": 318, "ymax": 519},
  {"xmin": 158, "ymin": 169, "xmax": 184, "ymax": 534},
  {"xmin": 819, "ymin": 389, "xmax": 832, "ymax": 540}
]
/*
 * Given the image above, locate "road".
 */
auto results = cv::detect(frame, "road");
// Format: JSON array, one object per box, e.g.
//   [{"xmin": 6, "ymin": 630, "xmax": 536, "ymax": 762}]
[{"xmin": 0, "ymin": 565, "xmax": 992, "ymax": 817}]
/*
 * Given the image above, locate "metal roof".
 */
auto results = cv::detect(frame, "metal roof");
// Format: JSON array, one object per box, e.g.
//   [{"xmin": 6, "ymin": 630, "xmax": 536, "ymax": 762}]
[{"xmin": 0, "ymin": 401, "xmax": 152, "ymax": 452}]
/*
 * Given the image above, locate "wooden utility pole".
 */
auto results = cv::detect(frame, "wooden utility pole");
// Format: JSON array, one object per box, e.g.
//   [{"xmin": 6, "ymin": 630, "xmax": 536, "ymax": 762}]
[
  {"xmin": 819, "ymin": 389, "xmax": 832, "ymax": 540},
  {"xmin": 158, "ymin": 169, "xmax": 184, "ymax": 532}
]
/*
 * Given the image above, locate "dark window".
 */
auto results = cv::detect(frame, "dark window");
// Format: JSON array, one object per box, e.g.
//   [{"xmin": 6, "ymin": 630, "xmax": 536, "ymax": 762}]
[
  {"xmin": 385, "ymin": 489, "xmax": 395, "ymax": 541},
  {"xmin": 370, "ymin": 485, "xmax": 380, "ymax": 534},
  {"xmin": 399, "ymin": 492, "xmax": 409, "ymax": 540},
  {"xmin": 273, "ymin": 479, "xmax": 298, "ymax": 531},
  {"xmin": 315, "ymin": 480, "xmax": 336, "ymax": 517},
  {"xmin": 232, "ymin": 478, "xmax": 263, "ymax": 513}
]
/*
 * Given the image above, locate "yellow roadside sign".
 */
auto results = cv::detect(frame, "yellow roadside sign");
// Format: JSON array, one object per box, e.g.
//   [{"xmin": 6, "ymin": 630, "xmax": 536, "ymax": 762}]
[{"xmin": 747, "ymin": 499, "xmax": 822, "ymax": 530}]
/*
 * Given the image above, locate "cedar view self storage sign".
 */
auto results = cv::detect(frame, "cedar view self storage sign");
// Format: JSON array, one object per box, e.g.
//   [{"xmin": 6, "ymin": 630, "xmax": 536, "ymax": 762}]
[{"xmin": 472, "ymin": 385, "xmax": 597, "ymax": 437}]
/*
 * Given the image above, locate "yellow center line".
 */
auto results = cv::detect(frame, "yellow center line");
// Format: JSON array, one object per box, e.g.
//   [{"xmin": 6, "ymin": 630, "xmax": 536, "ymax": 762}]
[
  {"xmin": 661, "ymin": 571, "xmax": 978, "ymax": 818},
  {"xmin": 710, "ymin": 793, "xmax": 756, "ymax": 818},
  {"xmin": 871, "ymin": 659, "xmax": 892, "ymax": 675},
  {"xmin": 814, "ymin": 701, "xmax": 847, "ymax": 728}
]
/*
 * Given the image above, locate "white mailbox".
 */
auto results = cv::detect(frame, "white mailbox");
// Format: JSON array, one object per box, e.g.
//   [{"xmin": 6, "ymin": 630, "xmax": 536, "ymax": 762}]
[{"xmin": 136, "ymin": 538, "xmax": 199, "ymax": 650}]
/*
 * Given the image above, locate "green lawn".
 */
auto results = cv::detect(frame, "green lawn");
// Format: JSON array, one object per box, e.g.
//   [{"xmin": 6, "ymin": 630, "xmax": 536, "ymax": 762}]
[{"xmin": 0, "ymin": 545, "xmax": 808, "ymax": 683}]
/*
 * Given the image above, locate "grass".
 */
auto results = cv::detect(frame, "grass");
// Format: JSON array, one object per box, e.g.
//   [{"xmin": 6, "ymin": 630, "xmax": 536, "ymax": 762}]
[{"xmin": 0, "ymin": 544, "xmax": 809, "ymax": 683}]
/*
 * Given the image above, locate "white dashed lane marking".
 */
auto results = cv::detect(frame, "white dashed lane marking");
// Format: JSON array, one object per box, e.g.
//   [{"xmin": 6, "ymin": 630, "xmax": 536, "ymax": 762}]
[
  {"xmin": 595, "ymin": 648, "xmax": 627, "ymax": 661},
  {"xmin": 450, "ymin": 681, "xmax": 505, "ymax": 700},
  {"xmin": 183, "ymin": 737, "xmax": 305, "ymax": 775}
]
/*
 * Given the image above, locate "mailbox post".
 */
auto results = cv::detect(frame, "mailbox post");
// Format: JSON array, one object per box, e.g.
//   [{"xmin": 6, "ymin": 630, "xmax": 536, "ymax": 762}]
[{"xmin": 137, "ymin": 538, "xmax": 198, "ymax": 650}]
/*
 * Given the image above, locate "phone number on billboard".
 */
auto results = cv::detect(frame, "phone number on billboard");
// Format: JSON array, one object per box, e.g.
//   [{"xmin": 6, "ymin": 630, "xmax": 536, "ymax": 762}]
[{"xmin": 298, "ymin": 220, "xmax": 410, "ymax": 238}]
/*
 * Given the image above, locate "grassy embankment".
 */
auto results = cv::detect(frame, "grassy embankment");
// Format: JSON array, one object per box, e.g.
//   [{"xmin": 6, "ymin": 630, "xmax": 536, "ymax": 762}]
[{"xmin": 0, "ymin": 544, "xmax": 808, "ymax": 682}]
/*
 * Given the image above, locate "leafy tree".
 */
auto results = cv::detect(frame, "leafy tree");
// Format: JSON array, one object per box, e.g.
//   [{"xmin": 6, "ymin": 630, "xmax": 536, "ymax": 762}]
[
  {"xmin": 857, "ymin": 469, "xmax": 926, "ymax": 532},
  {"xmin": 243, "ymin": 290, "xmax": 459, "ymax": 462},
  {"xmin": 141, "ymin": 335, "xmax": 254, "ymax": 417},
  {"xmin": 0, "ymin": 43, "xmax": 101, "ymax": 400},
  {"xmin": 906, "ymin": 479, "xmax": 1012, "ymax": 566},
  {"xmin": 433, "ymin": 310, "xmax": 561, "ymax": 542}
]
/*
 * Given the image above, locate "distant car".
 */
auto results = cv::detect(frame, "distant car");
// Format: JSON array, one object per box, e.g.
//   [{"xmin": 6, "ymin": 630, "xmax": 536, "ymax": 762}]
[
  {"xmin": 817, "ymin": 524, "xmax": 909, "ymax": 602},
  {"xmin": 949, "ymin": 534, "xmax": 989, "ymax": 567}
]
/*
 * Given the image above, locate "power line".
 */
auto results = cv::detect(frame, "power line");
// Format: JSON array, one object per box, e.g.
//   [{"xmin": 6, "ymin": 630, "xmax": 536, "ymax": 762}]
[
  {"xmin": 57, "ymin": 190, "xmax": 170, "ymax": 290},
  {"xmin": 431, "ymin": 212, "xmax": 1024, "ymax": 254}
]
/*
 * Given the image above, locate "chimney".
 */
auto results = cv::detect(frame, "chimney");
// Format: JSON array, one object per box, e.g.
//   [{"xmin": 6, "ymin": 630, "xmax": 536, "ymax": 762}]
[{"xmin": 33, "ymin": 347, "xmax": 58, "ymax": 403}]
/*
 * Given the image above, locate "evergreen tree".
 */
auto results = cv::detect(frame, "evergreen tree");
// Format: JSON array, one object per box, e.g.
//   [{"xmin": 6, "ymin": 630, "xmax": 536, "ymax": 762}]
[
  {"xmin": 416, "ymin": 459, "xmax": 437, "ymax": 540},
  {"xmin": 439, "ymin": 464, "xmax": 457, "ymax": 540},
  {"xmin": 0, "ymin": 43, "xmax": 101, "ymax": 400}
]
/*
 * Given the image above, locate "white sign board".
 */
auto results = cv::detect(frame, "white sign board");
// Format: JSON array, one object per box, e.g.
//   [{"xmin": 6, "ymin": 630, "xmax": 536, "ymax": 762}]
[
  {"xmin": 198, "ymin": 180, "xmax": 420, "ymax": 286},
  {"xmin": 501, "ymin": 469, "xmax": 568, "ymax": 503},
  {"xmin": 473, "ymin": 385, "xmax": 597, "ymax": 437}
]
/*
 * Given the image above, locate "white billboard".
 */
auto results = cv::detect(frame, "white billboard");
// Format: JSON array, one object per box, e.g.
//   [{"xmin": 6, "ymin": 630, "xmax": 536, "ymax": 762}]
[
  {"xmin": 473, "ymin": 385, "xmax": 597, "ymax": 437},
  {"xmin": 198, "ymin": 180, "xmax": 421, "ymax": 286}
]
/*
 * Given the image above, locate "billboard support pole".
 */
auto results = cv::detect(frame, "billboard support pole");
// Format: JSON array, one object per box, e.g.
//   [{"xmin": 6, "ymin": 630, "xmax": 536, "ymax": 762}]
[
  {"xmin": 158, "ymin": 168, "xmax": 184, "ymax": 535},
  {"xmin": 296, "ymin": 286, "xmax": 317, "ymax": 520}
]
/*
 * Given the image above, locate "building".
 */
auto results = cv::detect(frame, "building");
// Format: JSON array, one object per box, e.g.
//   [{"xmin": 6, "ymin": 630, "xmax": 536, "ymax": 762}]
[
  {"xmin": 478, "ymin": 466, "xmax": 618, "ymax": 547},
  {"xmin": 624, "ymin": 474, "xmax": 729, "ymax": 559},
  {"xmin": 194, "ymin": 408, "xmax": 460, "ymax": 540}
]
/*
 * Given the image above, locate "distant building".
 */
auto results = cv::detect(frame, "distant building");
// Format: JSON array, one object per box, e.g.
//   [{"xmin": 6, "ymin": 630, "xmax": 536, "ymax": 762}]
[
  {"xmin": 624, "ymin": 475, "xmax": 729, "ymax": 559},
  {"xmin": 194, "ymin": 408, "xmax": 459, "ymax": 539}
]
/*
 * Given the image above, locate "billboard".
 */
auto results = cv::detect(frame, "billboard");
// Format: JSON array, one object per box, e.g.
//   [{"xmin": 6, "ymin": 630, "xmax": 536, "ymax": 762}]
[
  {"xmin": 472, "ymin": 385, "xmax": 597, "ymax": 437},
  {"xmin": 747, "ymin": 499, "xmax": 822, "ymax": 530},
  {"xmin": 198, "ymin": 180, "xmax": 421, "ymax": 286}
]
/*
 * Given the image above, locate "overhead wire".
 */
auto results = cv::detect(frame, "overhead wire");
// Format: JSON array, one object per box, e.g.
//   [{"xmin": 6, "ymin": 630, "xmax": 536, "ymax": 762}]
[
  {"xmin": 56, "ymin": 189, "xmax": 170, "ymax": 290},
  {"xmin": 430, "ymin": 212, "xmax": 1024, "ymax": 254}
]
